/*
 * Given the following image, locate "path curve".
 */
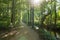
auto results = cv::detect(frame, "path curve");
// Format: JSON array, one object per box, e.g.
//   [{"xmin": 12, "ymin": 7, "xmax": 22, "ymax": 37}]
[{"xmin": 10, "ymin": 23, "xmax": 40, "ymax": 40}]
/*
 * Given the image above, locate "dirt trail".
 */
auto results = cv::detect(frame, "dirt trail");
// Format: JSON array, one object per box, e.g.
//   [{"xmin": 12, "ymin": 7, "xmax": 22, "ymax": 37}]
[{"xmin": 10, "ymin": 23, "xmax": 40, "ymax": 40}]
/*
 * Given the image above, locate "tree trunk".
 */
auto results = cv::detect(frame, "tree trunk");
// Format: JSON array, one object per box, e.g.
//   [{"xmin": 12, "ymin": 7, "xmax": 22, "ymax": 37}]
[
  {"xmin": 30, "ymin": 7, "xmax": 34, "ymax": 28},
  {"xmin": 11, "ymin": 0, "xmax": 16, "ymax": 27}
]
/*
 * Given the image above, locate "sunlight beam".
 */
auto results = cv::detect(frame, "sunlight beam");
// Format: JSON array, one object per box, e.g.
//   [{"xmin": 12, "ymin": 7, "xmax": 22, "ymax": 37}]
[
  {"xmin": 30, "ymin": 0, "xmax": 44, "ymax": 7},
  {"xmin": 46, "ymin": 0, "xmax": 49, "ymax": 2}
]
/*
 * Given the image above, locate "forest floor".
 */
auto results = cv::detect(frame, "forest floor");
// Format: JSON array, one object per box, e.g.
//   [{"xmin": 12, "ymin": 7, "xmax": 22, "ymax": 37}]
[{"xmin": 0, "ymin": 23, "xmax": 40, "ymax": 40}]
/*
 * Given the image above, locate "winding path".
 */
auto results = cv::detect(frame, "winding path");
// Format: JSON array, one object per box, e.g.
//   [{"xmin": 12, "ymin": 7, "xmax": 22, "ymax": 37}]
[{"xmin": 9, "ymin": 23, "xmax": 40, "ymax": 40}]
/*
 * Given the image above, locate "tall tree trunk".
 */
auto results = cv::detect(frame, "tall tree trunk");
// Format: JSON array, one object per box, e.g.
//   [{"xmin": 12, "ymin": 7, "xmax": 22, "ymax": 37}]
[
  {"xmin": 28, "ymin": 4, "xmax": 30, "ymax": 25},
  {"xmin": 11, "ymin": 0, "xmax": 16, "ymax": 27},
  {"xmin": 54, "ymin": 0, "xmax": 57, "ymax": 38},
  {"xmin": 54, "ymin": 0, "xmax": 57, "ymax": 28},
  {"xmin": 30, "ymin": 7, "xmax": 34, "ymax": 28},
  {"xmin": 28, "ymin": 9, "xmax": 30, "ymax": 25}
]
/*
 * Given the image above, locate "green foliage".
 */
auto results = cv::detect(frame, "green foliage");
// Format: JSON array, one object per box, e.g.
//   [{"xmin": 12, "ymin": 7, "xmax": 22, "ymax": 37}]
[
  {"xmin": 0, "ymin": 0, "xmax": 11, "ymax": 27},
  {"xmin": 39, "ymin": 29, "xmax": 57, "ymax": 40},
  {"xmin": 0, "ymin": 0, "xmax": 60, "ymax": 39}
]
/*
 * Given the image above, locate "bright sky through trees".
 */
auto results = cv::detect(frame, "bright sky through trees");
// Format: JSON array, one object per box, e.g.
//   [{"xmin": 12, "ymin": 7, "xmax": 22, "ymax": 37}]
[{"xmin": 30, "ymin": 0, "xmax": 44, "ymax": 7}]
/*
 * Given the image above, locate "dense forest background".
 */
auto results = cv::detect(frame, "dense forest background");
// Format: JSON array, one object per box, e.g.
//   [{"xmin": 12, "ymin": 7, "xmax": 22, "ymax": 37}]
[{"xmin": 0, "ymin": 0, "xmax": 60, "ymax": 40}]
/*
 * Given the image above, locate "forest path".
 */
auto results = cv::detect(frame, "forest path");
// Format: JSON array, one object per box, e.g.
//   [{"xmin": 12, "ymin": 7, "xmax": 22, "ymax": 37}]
[
  {"xmin": 9, "ymin": 22, "xmax": 40, "ymax": 40},
  {"xmin": 0, "ymin": 22, "xmax": 57, "ymax": 40}
]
